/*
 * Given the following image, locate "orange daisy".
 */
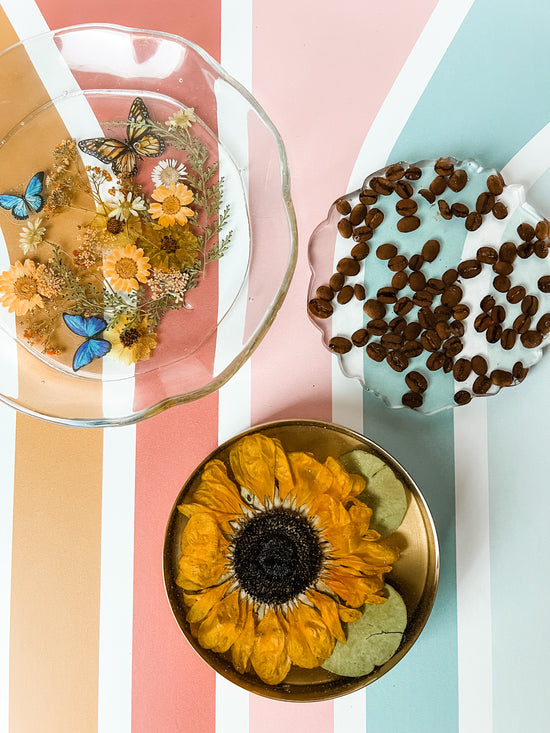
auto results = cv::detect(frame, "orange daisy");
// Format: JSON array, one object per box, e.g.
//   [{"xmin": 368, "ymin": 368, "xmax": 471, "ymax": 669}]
[
  {"xmin": 148, "ymin": 182, "xmax": 194, "ymax": 227},
  {"xmin": 103, "ymin": 244, "xmax": 150, "ymax": 293},
  {"xmin": 0, "ymin": 259, "xmax": 45, "ymax": 315}
]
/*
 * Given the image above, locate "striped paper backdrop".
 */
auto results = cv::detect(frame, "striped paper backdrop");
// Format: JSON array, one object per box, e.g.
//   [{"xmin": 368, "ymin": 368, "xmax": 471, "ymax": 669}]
[{"xmin": 1, "ymin": 0, "xmax": 549, "ymax": 731}]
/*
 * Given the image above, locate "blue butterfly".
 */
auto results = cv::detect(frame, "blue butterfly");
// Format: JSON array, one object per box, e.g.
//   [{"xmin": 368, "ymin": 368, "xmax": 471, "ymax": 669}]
[
  {"xmin": 0, "ymin": 172, "xmax": 45, "ymax": 220},
  {"xmin": 63, "ymin": 313, "xmax": 111, "ymax": 371}
]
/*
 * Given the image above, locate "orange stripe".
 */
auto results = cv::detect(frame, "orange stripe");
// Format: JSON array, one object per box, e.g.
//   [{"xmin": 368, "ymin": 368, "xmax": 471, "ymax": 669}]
[{"xmin": 0, "ymin": 15, "xmax": 104, "ymax": 733}]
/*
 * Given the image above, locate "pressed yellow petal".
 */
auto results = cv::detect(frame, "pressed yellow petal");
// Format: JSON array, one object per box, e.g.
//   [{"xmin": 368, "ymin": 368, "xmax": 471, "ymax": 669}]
[
  {"xmin": 182, "ymin": 459, "xmax": 245, "ymax": 531},
  {"xmin": 177, "ymin": 513, "xmax": 229, "ymax": 591},
  {"xmin": 231, "ymin": 602, "xmax": 256, "ymax": 674},
  {"xmin": 250, "ymin": 608, "xmax": 291, "ymax": 685},
  {"xmin": 338, "ymin": 605, "xmax": 362, "ymax": 623},
  {"xmin": 197, "ymin": 591, "xmax": 244, "ymax": 653},
  {"xmin": 324, "ymin": 455, "xmax": 366, "ymax": 500},
  {"xmin": 184, "ymin": 580, "xmax": 232, "ymax": 624},
  {"xmin": 307, "ymin": 589, "xmax": 347, "ymax": 644},
  {"xmin": 229, "ymin": 434, "xmax": 294, "ymax": 505},
  {"xmin": 325, "ymin": 565, "xmax": 387, "ymax": 607},
  {"xmin": 286, "ymin": 603, "xmax": 335, "ymax": 668},
  {"xmin": 287, "ymin": 451, "xmax": 334, "ymax": 508}
]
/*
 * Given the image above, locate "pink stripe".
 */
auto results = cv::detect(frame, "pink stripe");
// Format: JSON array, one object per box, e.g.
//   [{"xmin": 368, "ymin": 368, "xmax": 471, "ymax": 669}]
[{"xmin": 250, "ymin": 700, "xmax": 334, "ymax": 732}]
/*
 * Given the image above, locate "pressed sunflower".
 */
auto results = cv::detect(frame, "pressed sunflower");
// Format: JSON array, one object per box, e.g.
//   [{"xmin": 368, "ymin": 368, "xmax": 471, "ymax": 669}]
[
  {"xmin": 104, "ymin": 316, "xmax": 158, "ymax": 365},
  {"xmin": 177, "ymin": 434, "xmax": 399, "ymax": 686},
  {"xmin": 103, "ymin": 244, "xmax": 150, "ymax": 293},
  {"xmin": 139, "ymin": 223, "xmax": 200, "ymax": 271},
  {"xmin": 149, "ymin": 182, "xmax": 194, "ymax": 228},
  {"xmin": 0, "ymin": 259, "xmax": 45, "ymax": 315}
]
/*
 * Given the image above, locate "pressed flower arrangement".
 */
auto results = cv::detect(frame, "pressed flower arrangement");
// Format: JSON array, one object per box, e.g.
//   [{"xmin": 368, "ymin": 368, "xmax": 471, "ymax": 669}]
[
  {"xmin": 164, "ymin": 423, "xmax": 439, "ymax": 700},
  {"xmin": 0, "ymin": 98, "xmax": 232, "ymax": 372}
]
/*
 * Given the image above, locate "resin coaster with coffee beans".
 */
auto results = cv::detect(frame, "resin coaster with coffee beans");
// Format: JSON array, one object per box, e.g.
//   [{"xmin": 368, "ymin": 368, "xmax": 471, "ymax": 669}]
[{"xmin": 307, "ymin": 157, "xmax": 550, "ymax": 412}]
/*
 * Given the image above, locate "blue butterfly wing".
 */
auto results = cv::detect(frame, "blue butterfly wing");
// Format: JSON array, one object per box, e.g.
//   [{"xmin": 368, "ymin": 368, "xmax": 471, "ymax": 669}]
[
  {"xmin": 63, "ymin": 313, "xmax": 108, "ymax": 338},
  {"xmin": 0, "ymin": 194, "xmax": 28, "ymax": 220},
  {"xmin": 72, "ymin": 337, "xmax": 111, "ymax": 371},
  {"xmin": 24, "ymin": 172, "xmax": 44, "ymax": 214}
]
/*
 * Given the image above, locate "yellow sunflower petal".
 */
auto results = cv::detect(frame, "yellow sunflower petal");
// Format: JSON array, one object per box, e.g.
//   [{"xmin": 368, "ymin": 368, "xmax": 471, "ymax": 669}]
[
  {"xmin": 286, "ymin": 451, "xmax": 334, "ymax": 508},
  {"xmin": 338, "ymin": 605, "xmax": 363, "ymax": 623},
  {"xmin": 229, "ymin": 434, "xmax": 294, "ymax": 505},
  {"xmin": 324, "ymin": 455, "xmax": 366, "ymax": 501},
  {"xmin": 307, "ymin": 589, "xmax": 347, "ymax": 644},
  {"xmin": 177, "ymin": 513, "xmax": 229, "ymax": 591},
  {"xmin": 250, "ymin": 608, "xmax": 291, "ymax": 685},
  {"xmin": 285, "ymin": 603, "xmax": 335, "ymax": 667},
  {"xmin": 182, "ymin": 459, "xmax": 245, "ymax": 531},
  {"xmin": 325, "ymin": 565, "xmax": 387, "ymax": 607},
  {"xmin": 231, "ymin": 602, "xmax": 256, "ymax": 675},
  {"xmin": 184, "ymin": 580, "xmax": 232, "ymax": 624},
  {"xmin": 198, "ymin": 590, "xmax": 244, "ymax": 653}
]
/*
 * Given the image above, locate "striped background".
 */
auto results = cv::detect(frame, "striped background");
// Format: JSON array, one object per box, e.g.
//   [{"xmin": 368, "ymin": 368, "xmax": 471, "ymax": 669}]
[{"xmin": 1, "ymin": 0, "xmax": 550, "ymax": 731}]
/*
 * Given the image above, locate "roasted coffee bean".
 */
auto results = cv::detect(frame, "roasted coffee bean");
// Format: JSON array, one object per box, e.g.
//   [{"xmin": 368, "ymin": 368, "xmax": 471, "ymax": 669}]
[
  {"xmin": 517, "ymin": 241, "xmax": 534, "ymax": 259},
  {"xmin": 363, "ymin": 299, "xmax": 386, "ymax": 319},
  {"xmin": 489, "ymin": 305, "xmax": 505, "ymax": 324},
  {"xmin": 366, "ymin": 318, "xmax": 388, "ymax": 336},
  {"xmin": 419, "ymin": 188, "xmax": 436, "ymax": 203},
  {"xmin": 402, "ymin": 391, "xmax": 423, "ymax": 409},
  {"xmin": 480, "ymin": 294, "xmax": 496, "ymax": 312},
  {"xmin": 473, "ymin": 375, "xmax": 492, "ymax": 394},
  {"xmin": 500, "ymin": 328, "xmax": 517, "ymax": 350},
  {"xmin": 471, "ymin": 355, "xmax": 488, "ymax": 375},
  {"xmin": 493, "ymin": 274, "xmax": 511, "ymax": 292},
  {"xmin": 385, "ymin": 163, "xmax": 405, "ymax": 181},
  {"xmin": 404, "ymin": 321, "xmax": 422, "ymax": 340},
  {"xmin": 476, "ymin": 192, "xmax": 495, "ymax": 214},
  {"xmin": 405, "ymin": 370, "xmax": 428, "ymax": 393},
  {"xmin": 535, "ymin": 240, "xmax": 549, "ymax": 258},
  {"xmin": 441, "ymin": 284, "xmax": 463, "ymax": 307},
  {"xmin": 393, "ymin": 180, "xmax": 414, "ymax": 199},
  {"xmin": 392, "ymin": 271, "xmax": 408, "ymax": 290},
  {"xmin": 352, "ymin": 225, "xmax": 373, "ymax": 242},
  {"xmin": 365, "ymin": 208, "xmax": 384, "ymax": 229},
  {"xmin": 437, "ymin": 199, "xmax": 452, "ymax": 220},
  {"xmin": 486, "ymin": 323, "xmax": 502, "ymax": 343},
  {"xmin": 403, "ymin": 340, "xmax": 424, "ymax": 358},
  {"xmin": 434, "ymin": 304, "xmax": 453, "ymax": 322},
  {"xmin": 366, "ymin": 342, "xmax": 387, "ymax": 362},
  {"xmin": 536, "ymin": 313, "xmax": 550, "ymax": 334},
  {"xmin": 377, "ymin": 286, "xmax": 398, "ymax": 303},
  {"xmin": 448, "ymin": 168, "xmax": 468, "ymax": 192},
  {"xmin": 434, "ymin": 157, "xmax": 454, "ymax": 176},
  {"xmin": 389, "ymin": 316, "xmax": 407, "ymax": 333},
  {"xmin": 451, "ymin": 202, "xmax": 469, "ymax": 218},
  {"xmin": 394, "ymin": 296, "xmax": 414, "ymax": 316},
  {"xmin": 442, "ymin": 335, "xmax": 463, "ymax": 357},
  {"xmin": 349, "ymin": 203, "xmax": 367, "ymax": 225},
  {"xmin": 409, "ymin": 271, "xmax": 427, "ymax": 292},
  {"xmin": 426, "ymin": 277, "xmax": 445, "ymax": 294},
  {"xmin": 396, "ymin": 198, "xmax": 418, "ymax": 216},
  {"xmin": 430, "ymin": 175, "xmax": 447, "ymax": 195},
  {"xmin": 381, "ymin": 332, "xmax": 404, "ymax": 350},
  {"xmin": 499, "ymin": 242, "xmax": 516, "ymax": 263},
  {"xmin": 487, "ymin": 173, "xmax": 504, "ymax": 195},
  {"xmin": 359, "ymin": 189, "xmax": 378, "ymax": 205},
  {"xmin": 354, "ymin": 283, "xmax": 366, "ymax": 300},
  {"xmin": 442, "ymin": 268, "xmax": 458, "ymax": 285},
  {"xmin": 453, "ymin": 358, "xmax": 471, "ymax": 382},
  {"xmin": 370, "ymin": 176, "xmax": 394, "ymax": 195},
  {"xmin": 388, "ymin": 255, "xmax": 408, "ymax": 271},
  {"xmin": 386, "ymin": 350, "xmax": 409, "ymax": 372},
  {"xmin": 397, "ymin": 215, "xmax": 421, "ymax": 232},
  {"xmin": 418, "ymin": 307, "xmax": 436, "ymax": 330},
  {"xmin": 453, "ymin": 303, "xmax": 470, "ymax": 320},
  {"xmin": 457, "ymin": 259, "xmax": 482, "ymax": 279},
  {"xmin": 436, "ymin": 321, "xmax": 451, "ymax": 340},
  {"xmin": 420, "ymin": 329, "xmax": 442, "ymax": 352},
  {"xmin": 422, "ymin": 239, "xmax": 440, "ymax": 263},
  {"xmin": 337, "ymin": 285, "xmax": 354, "ymax": 304},
  {"xmin": 337, "ymin": 257, "xmax": 360, "ymax": 276},
  {"xmin": 520, "ymin": 330, "xmax": 543, "ymax": 348},
  {"xmin": 351, "ymin": 242, "xmax": 370, "ymax": 260},
  {"xmin": 513, "ymin": 313, "xmax": 531, "ymax": 334},
  {"xmin": 329, "ymin": 272, "xmax": 345, "ymax": 291},
  {"xmin": 476, "ymin": 246, "xmax": 498, "ymax": 264},
  {"xmin": 407, "ymin": 253, "xmax": 424, "ymax": 272},
  {"xmin": 337, "ymin": 218, "xmax": 353, "ymax": 238},
  {"xmin": 335, "ymin": 198, "xmax": 351, "ymax": 215},
  {"xmin": 507, "ymin": 285, "xmax": 526, "ymax": 304},
  {"xmin": 535, "ymin": 219, "xmax": 550, "ymax": 238},
  {"xmin": 412, "ymin": 290, "xmax": 434, "ymax": 307},
  {"xmin": 522, "ymin": 295, "xmax": 539, "ymax": 316},
  {"xmin": 492, "ymin": 201, "xmax": 508, "ymax": 219},
  {"xmin": 405, "ymin": 166, "xmax": 422, "ymax": 180},
  {"xmin": 538, "ymin": 275, "xmax": 550, "ymax": 293},
  {"xmin": 376, "ymin": 242, "xmax": 398, "ymax": 260},
  {"xmin": 351, "ymin": 328, "xmax": 369, "ymax": 347},
  {"xmin": 454, "ymin": 390, "xmax": 472, "ymax": 405},
  {"xmin": 316, "ymin": 285, "xmax": 334, "ymax": 300},
  {"xmin": 512, "ymin": 361, "xmax": 529, "ymax": 381},
  {"xmin": 475, "ymin": 313, "xmax": 491, "ymax": 332},
  {"xmin": 517, "ymin": 222, "xmax": 535, "ymax": 241},
  {"xmin": 308, "ymin": 298, "xmax": 333, "ymax": 319},
  {"xmin": 465, "ymin": 211, "xmax": 483, "ymax": 231},
  {"xmin": 493, "ymin": 260, "xmax": 514, "ymax": 276},
  {"xmin": 329, "ymin": 336, "xmax": 352, "ymax": 354},
  {"xmin": 449, "ymin": 319, "xmax": 465, "ymax": 337},
  {"xmin": 426, "ymin": 351, "xmax": 446, "ymax": 371}
]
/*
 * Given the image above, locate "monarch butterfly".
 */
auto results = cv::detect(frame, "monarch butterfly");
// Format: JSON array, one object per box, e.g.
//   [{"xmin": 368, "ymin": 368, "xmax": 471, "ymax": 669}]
[
  {"xmin": 0, "ymin": 172, "xmax": 44, "ymax": 220},
  {"xmin": 62, "ymin": 313, "xmax": 111, "ymax": 371},
  {"xmin": 78, "ymin": 97, "xmax": 165, "ymax": 177}
]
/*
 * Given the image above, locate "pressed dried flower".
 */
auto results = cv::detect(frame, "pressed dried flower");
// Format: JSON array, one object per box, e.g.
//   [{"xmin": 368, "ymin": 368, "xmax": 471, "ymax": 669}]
[
  {"xmin": 108, "ymin": 190, "xmax": 147, "ymax": 221},
  {"xmin": 139, "ymin": 223, "xmax": 199, "ymax": 271},
  {"xmin": 149, "ymin": 183, "xmax": 194, "ymax": 228},
  {"xmin": 148, "ymin": 268, "xmax": 190, "ymax": 304},
  {"xmin": 19, "ymin": 217, "xmax": 46, "ymax": 255},
  {"xmin": 166, "ymin": 107, "xmax": 196, "ymax": 131},
  {"xmin": 177, "ymin": 434, "xmax": 399, "ymax": 685},
  {"xmin": 105, "ymin": 316, "xmax": 157, "ymax": 365},
  {"xmin": 151, "ymin": 159, "xmax": 187, "ymax": 187},
  {"xmin": 103, "ymin": 244, "xmax": 150, "ymax": 293},
  {"xmin": 0, "ymin": 259, "xmax": 45, "ymax": 315}
]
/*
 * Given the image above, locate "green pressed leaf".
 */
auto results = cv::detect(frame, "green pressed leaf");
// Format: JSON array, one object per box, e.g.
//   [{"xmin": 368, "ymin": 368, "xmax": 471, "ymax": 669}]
[
  {"xmin": 321, "ymin": 584, "xmax": 407, "ymax": 677},
  {"xmin": 340, "ymin": 450, "xmax": 407, "ymax": 535}
]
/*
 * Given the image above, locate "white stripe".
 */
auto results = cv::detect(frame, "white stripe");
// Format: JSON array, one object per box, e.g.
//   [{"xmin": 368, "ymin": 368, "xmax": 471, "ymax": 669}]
[
  {"xmin": 334, "ymin": 689, "xmax": 366, "ymax": 733},
  {"xmin": 0, "ymin": 0, "xmax": 48, "ymax": 39},
  {"xmin": 216, "ymin": 0, "xmax": 252, "ymax": 730},
  {"xmin": 348, "ymin": 0, "xmax": 475, "ymax": 191},
  {"xmin": 454, "ymin": 400, "xmax": 492, "ymax": 733},
  {"xmin": 501, "ymin": 121, "xmax": 550, "ymax": 191}
]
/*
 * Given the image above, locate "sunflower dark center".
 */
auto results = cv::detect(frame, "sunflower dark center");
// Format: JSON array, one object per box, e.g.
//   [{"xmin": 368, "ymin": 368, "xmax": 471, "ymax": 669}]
[
  {"xmin": 106, "ymin": 218, "xmax": 124, "ymax": 234},
  {"xmin": 231, "ymin": 508, "xmax": 323, "ymax": 606},
  {"xmin": 120, "ymin": 327, "xmax": 140, "ymax": 347},
  {"xmin": 160, "ymin": 235, "xmax": 178, "ymax": 253}
]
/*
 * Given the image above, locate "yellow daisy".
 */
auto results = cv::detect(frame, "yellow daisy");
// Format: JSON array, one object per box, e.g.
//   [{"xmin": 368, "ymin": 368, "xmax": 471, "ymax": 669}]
[
  {"xmin": 103, "ymin": 244, "xmax": 150, "ymax": 293},
  {"xmin": 0, "ymin": 259, "xmax": 45, "ymax": 315},
  {"xmin": 177, "ymin": 434, "xmax": 399, "ymax": 686},
  {"xmin": 139, "ymin": 223, "xmax": 200, "ymax": 271},
  {"xmin": 104, "ymin": 316, "xmax": 158, "ymax": 365},
  {"xmin": 149, "ymin": 182, "xmax": 194, "ymax": 228}
]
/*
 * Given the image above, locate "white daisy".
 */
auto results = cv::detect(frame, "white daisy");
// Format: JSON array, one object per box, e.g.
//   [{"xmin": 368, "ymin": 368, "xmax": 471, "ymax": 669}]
[
  {"xmin": 19, "ymin": 217, "xmax": 46, "ymax": 255},
  {"xmin": 107, "ymin": 191, "xmax": 147, "ymax": 221},
  {"xmin": 151, "ymin": 159, "xmax": 188, "ymax": 187}
]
